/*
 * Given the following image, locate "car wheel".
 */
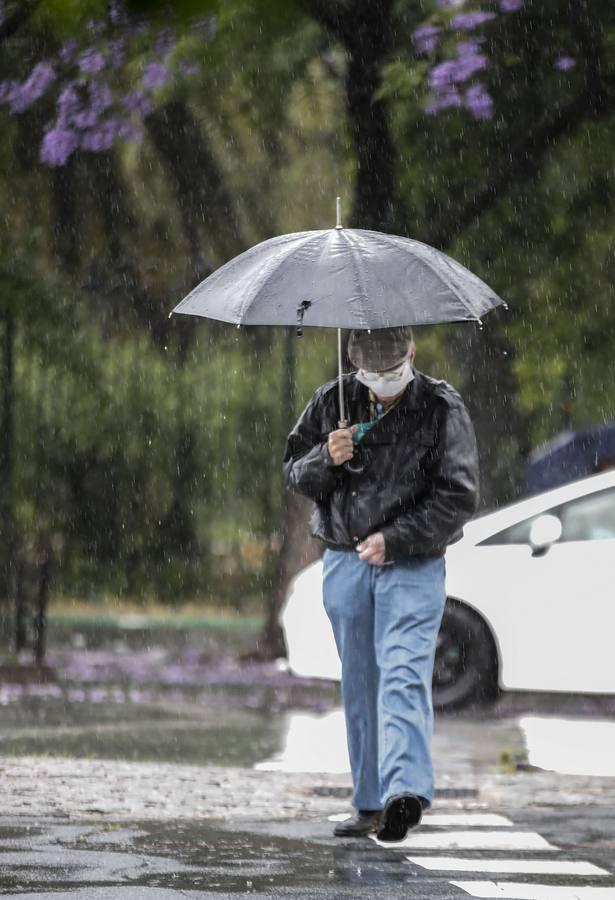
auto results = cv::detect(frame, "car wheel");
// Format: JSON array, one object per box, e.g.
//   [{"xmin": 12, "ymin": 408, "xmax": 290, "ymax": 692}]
[{"xmin": 432, "ymin": 599, "xmax": 499, "ymax": 711}]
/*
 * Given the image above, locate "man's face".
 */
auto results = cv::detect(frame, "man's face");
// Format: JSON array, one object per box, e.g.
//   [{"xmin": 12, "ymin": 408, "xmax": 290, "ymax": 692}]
[{"xmin": 365, "ymin": 348, "xmax": 416, "ymax": 403}]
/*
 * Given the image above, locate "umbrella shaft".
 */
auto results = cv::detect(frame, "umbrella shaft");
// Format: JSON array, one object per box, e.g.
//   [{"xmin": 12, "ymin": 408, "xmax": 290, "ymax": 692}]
[{"xmin": 337, "ymin": 328, "xmax": 347, "ymax": 427}]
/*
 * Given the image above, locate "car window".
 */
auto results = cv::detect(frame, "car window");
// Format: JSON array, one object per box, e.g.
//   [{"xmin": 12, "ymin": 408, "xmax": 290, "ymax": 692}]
[
  {"xmin": 479, "ymin": 515, "xmax": 541, "ymax": 546},
  {"xmin": 558, "ymin": 488, "xmax": 615, "ymax": 541},
  {"xmin": 479, "ymin": 487, "xmax": 615, "ymax": 546}
]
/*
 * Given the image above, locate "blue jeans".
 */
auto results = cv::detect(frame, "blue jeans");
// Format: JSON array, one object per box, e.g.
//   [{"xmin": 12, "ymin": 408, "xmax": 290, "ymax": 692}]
[{"xmin": 322, "ymin": 548, "xmax": 446, "ymax": 811}]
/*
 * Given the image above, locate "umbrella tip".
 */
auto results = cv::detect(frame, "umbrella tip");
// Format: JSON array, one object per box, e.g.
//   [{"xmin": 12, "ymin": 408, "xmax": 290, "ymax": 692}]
[{"xmin": 168, "ymin": 311, "xmax": 173, "ymax": 319}]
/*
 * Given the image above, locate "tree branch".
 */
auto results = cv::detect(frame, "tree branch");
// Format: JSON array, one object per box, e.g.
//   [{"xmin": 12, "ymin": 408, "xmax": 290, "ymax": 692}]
[
  {"xmin": 0, "ymin": 0, "xmax": 41, "ymax": 42},
  {"xmin": 422, "ymin": 87, "xmax": 613, "ymax": 249}
]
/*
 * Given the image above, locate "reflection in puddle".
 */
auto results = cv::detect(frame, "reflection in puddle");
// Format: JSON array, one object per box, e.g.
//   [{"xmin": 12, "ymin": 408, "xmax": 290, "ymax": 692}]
[
  {"xmin": 255, "ymin": 709, "xmax": 615, "ymax": 779},
  {"xmin": 520, "ymin": 715, "xmax": 615, "ymax": 776},
  {"xmin": 254, "ymin": 708, "xmax": 350, "ymax": 773}
]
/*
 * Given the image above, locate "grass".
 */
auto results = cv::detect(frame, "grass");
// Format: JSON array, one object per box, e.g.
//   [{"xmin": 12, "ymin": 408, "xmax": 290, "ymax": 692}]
[{"xmin": 48, "ymin": 599, "xmax": 264, "ymax": 632}]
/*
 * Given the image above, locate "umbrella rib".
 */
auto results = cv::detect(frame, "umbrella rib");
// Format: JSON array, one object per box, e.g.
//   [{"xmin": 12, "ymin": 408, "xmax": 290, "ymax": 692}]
[
  {"xmin": 366, "ymin": 231, "xmax": 486, "ymax": 322},
  {"xmin": 343, "ymin": 230, "xmax": 371, "ymax": 329},
  {"xmin": 236, "ymin": 231, "xmax": 327, "ymax": 325}
]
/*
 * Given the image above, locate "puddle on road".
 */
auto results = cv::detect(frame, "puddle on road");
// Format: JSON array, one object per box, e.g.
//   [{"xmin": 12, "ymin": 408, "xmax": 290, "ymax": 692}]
[
  {"xmin": 4, "ymin": 636, "xmax": 615, "ymax": 778},
  {"xmin": 520, "ymin": 715, "xmax": 615, "ymax": 776},
  {"xmin": 254, "ymin": 709, "xmax": 615, "ymax": 778},
  {"xmin": 255, "ymin": 708, "xmax": 349, "ymax": 772}
]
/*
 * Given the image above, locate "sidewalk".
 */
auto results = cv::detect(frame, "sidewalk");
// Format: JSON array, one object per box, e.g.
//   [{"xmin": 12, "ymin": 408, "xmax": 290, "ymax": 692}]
[{"xmin": 3, "ymin": 754, "xmax": 615, "ymax": 822}]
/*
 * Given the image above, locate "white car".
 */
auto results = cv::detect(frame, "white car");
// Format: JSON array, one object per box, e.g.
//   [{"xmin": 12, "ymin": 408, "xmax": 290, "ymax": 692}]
[{"xmin": 281, "ymin": 470, "xmax": 615, "ymax": 710}]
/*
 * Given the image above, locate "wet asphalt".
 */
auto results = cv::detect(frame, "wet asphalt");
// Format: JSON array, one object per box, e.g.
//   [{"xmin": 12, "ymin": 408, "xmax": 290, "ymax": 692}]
[
  {"xmin": 1, "ymin": 621, "xmax": 614, "ymax": 897},
  {"xmin": 1, "ymin": 802, "xmax": 615, "ymax": 898}
]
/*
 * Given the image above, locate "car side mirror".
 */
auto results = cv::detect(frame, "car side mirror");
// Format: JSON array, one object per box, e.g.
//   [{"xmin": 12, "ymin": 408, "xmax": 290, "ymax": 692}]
[{"xmin": 529, "ymin": 514, "xmax": 562, "ymax": 556}]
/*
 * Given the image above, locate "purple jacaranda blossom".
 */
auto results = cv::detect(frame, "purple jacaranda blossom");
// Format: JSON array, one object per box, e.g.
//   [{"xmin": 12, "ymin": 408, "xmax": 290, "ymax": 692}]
[
  {"xmin": 413, "ymin": 24, "xmax": 442, "ymax": 55},
  {"xmin": 456, "ymin": 40, "xmax": 489, "ymax": 75},
  {"xmin": 73, "ymin": 107, "xmax": 100, "ymax": 130},
  {"xmin": 78, "ymin": 48, "xmax": 106, "ymax": 74},
  {"xmin": 465, "ymin": 82, "xmax": 494, "ymax": 118},
  {"xmin": 89, "ymin": 81, "xmax": 113, "ymax": 112},
  {"xmin": 80, "ymin": 118, "xmax": 121, "ymax": 152},
  {"xmin": 429, "ymin": 40, "xmax": 488, "ymax": 89},
  {"xmin": 452, "ymin": 11, "xmax": 497, "ymax": 30},
  {"xmin": 436, "ymin": 0, "xmax": 464, "ymax": 6},
  {"xmin": 0, "ymin": 80, "xmax": 18, "ymax": 105},
  {"xmin": 9, "ymin": 62, "xmax": 56, "ymax": 113},
  {"xmin": 57, "ymin": 84, "xmax": 80, "ymax": 126},
  {"xmin": 59, "ymin": 38, "xmax": 79, "ymax": 65},
  {"xmin": 40, "ymin": 126, "xmax": 79, "ymax": 166},
  {"xmin": 153, "ymin": 29, "xmax": 177, "ymax": 57},
  {"xmin": 143, "ymin": 62, "xmax": 170, "ymax": 89},
  {"xmin": 426, "ymin": 85, "xmax": 463, "ymax": 113},
  {"xmin": 108, "ymin": 39, "xmax": 125, "ymax": 69},
  {"xmin": 500, "ymin": 0, "xmax": 524, "ymax": 10},
  {"xmin": 555, "ymin": 55, "xmax": 576, "ymax": 71},
  {"xmin": 429, "ymin": 59, "xmax": 459, "ymax": 90},
  {"xmin": 122, "ymin": 89, "xmax": 153, "ymax": 117}
]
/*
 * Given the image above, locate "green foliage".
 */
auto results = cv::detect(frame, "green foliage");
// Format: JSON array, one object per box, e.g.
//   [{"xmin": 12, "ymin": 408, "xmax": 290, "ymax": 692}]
[{"xmin": 1, "ymin": 0, "xmax": 614, "ymax": 615}]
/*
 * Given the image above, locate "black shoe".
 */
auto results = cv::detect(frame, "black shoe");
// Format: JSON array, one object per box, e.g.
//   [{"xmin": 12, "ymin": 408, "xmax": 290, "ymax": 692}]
[
  {"xmin": 376, "ymin": 793, "xmax": 423, "ymax": 842},
  {"xmin": 333, "ymin": 809, "xmax": 382, "ymax": 837}
]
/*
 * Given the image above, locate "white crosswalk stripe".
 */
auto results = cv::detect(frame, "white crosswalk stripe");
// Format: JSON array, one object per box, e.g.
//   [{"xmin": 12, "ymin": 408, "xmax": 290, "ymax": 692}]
[
  {"xmin": 422, "ymin": 814, "xmax": 515, "ymax": 828},
  {"xmin": 328, "ymin": 812, "xmax": 513, "ymax": 827},
  {"xmin": 408, "ymin": 857, "xmax": 609, "ymax": 876},
  {"xmin": 371, "ymin": 830, "xmax": 555, "ymax": 851},
  {"xmin": 335, "ymin": 804, "xmax": 613, "ymax": 895},
  {"xmin": 451, "ymin": 882, "xmax": 615, "ymax": 899}
]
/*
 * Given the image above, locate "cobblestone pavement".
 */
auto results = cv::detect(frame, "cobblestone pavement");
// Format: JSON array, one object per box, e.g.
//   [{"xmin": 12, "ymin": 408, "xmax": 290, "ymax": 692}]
[{"xmin": 3, "ymin": 753, "xmax": 615, "ymax": 821}]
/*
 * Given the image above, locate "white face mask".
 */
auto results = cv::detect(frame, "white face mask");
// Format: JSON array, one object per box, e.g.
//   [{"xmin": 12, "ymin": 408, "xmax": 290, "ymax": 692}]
[{"xmin": 355, "ymin": 360, "xmax": 415, "ymax": 399}]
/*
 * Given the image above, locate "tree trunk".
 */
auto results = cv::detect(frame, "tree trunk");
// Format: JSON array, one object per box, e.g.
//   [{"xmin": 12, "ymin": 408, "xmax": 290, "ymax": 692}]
[
  {"xmin": 345, "ymin": 0, "xmax": 395, "ymax": 230},
  {"xmin": 0, "ymin": 313, "xmax": 15, "ymax": 648},
  {"xmin": 257, "ymin": 0, "xmax": 398, "ymax": 659},
  {"xmin": 34, "ymin": 538, "xmax": 51, "ymax": 666}
]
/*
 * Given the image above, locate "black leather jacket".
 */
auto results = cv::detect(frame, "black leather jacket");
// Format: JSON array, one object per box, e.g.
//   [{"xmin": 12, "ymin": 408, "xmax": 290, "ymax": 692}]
[{"xmin": 283, "ymin": 369, "xmax": 479, "ymax": 561}]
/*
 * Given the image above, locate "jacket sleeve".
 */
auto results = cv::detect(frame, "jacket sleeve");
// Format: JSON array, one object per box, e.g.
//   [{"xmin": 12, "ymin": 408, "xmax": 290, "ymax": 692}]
[
  {"xmin": 380, "ymin": 398, "xmax": 479, "ymax": 560},
  {"xmin": 283, "ymin": 390, "xmax": 342, "ymax": 502}
]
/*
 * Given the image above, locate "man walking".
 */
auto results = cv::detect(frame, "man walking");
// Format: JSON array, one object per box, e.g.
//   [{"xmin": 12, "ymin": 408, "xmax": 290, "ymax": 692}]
[{"xmin": 283, "ymin": 326, "xmax": 479, "ymax": 842}]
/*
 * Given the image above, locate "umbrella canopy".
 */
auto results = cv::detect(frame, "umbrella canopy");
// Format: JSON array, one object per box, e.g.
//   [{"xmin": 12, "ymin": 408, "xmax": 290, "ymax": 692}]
[
  {"xmin": 171, "ymin": 227, "xmax": 505, "ymax": 330},
  {"xmin": 171, "ymin": 204, "xmax": 506, "ymax": 427}
]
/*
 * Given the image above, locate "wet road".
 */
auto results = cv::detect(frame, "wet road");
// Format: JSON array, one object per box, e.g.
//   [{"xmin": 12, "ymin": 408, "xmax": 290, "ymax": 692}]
[
  {"xmin": 1, "ymin": 802, "xmax": 614, "ymax": 898},
  {"xmin": 1, "ymin": 626, "xmax": 615, "ymax": 897}
]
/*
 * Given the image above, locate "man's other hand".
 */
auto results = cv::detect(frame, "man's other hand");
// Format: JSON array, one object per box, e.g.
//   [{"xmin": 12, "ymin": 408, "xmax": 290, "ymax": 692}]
[
  {"xmin": 327, "ymin": 425, "xmax": 358, "ymax": 466},
  {"xmin": 357, "ymin": 532, "xmax": 386, "ymax": 565}
]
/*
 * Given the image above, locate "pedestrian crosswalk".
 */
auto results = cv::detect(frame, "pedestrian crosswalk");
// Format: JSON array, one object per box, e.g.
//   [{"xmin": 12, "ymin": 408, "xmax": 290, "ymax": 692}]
[
  {"xmin": 411, "ymin": 858, "xmax": 608, "ymax": 876},
  {"xmin": 451, "ymin": 884, "xmax": 615, "ymax": 899},
  {"xmin": 331, "ymin": 809, "xmax": 615, "ymax": 898}
]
